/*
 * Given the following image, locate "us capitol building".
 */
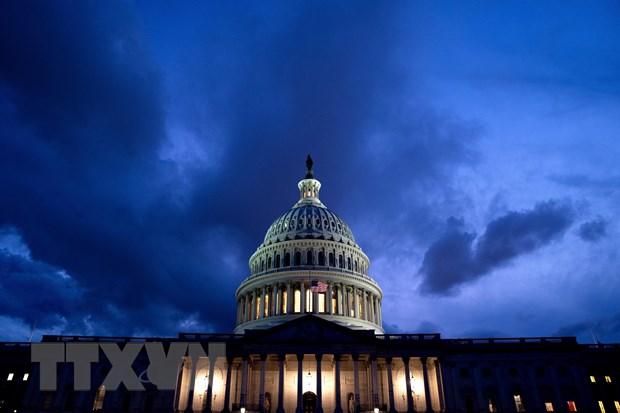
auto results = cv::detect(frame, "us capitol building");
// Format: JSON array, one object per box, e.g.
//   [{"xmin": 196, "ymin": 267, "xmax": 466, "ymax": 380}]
[{"xmin": 1, "ymin": 157, "xmax": 620, "ymax": 413}]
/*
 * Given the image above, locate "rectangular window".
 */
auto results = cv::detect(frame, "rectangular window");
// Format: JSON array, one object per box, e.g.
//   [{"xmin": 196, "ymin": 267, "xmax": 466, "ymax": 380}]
[
  {"xmin": 567, "ymin": 401, "xmax": 577, "ymax": 411},
  {"xmin": 591, "ymin": 376, "xmax": 597, "ymax": 382},
  {"xmin": 23, "ymin": 373, "xmax": 29, "ymax": 381},
  {"xmin": 606, "ymin": 376, "xmax": 612, "ymax": 382},
  {"xmin": 488, "ymin": 397, "xmax": 497, "ymax": 412},
  {"xmin": 7, "ymin": 373, "xmax": 14, "ymax": 381},
  {"xmin": 599, "ymin": 401, "xmax": 606, "ymax": 413},
  {"xmin": 545, "ymin": 402, "xmax": 554, "ymax": 411},
  {"xmin": 614, "ymin": 401, "xmax": 620, "ymax": 413},
  {"xmin": 514, "ymin": 395, "xmax": 525, "ymax": 412}
]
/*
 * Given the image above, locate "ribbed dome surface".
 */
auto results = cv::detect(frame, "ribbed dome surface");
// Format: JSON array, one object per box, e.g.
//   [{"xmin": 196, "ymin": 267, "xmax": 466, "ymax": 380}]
[{"xmin": 262, "ymin": 204, "xmax": 356, "ymax": 247}]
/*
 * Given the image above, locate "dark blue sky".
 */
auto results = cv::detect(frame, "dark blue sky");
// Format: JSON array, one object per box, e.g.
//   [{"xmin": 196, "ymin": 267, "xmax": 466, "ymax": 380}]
[{"xmin": 1, "ymin": 1, "xmax": 619, "ymax": 343}]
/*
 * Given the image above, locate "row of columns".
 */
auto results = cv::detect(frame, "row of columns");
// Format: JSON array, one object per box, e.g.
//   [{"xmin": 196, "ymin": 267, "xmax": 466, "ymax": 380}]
[
  {"xmin": 237, "ymin": 282, "xmax": 382, "ymax": 327},
  {"xmin": 178, "ymin": 354, "xmax": 439, "ymax": 413}
]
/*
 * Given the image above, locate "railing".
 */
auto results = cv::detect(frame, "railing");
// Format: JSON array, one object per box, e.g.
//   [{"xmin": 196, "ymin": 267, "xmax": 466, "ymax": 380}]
[
  {"xmin": 178, "ymin": 333, "xmax": 245, "ymax": 341},
  {"xmin": 42, "ymin": 335, "xmax": 170, "ymax": 342},
  {"xmin": 376, "ymin": 334, "xmax": 441, "ymax": 341},
  {"xmin": 240, "ymin": 266, "xmax": 375, "ymax": 283},
  {"xmin": 446, "ymin": 337, "xmax": 577, "ymax": 345},
  {"xmin": 0, "ymin": 342, "xmax": 31, "ymax": 348}
]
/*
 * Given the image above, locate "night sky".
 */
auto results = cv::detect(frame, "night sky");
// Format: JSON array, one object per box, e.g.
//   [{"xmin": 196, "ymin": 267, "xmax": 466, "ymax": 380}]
[{"xmin": 1, "ymin": 1, "xmax": 619, "ymax": 344}]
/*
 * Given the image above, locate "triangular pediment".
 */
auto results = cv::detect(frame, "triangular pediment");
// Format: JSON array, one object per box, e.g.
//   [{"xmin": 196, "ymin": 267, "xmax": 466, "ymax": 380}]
[{"xmin": 244, "ymin": 314, "xmax": 376, "ymax": 346}]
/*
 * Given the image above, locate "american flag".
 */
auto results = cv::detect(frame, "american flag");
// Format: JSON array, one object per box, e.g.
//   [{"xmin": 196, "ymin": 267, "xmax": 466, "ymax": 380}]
[{"xmin": 310, "ymin": 280, "xmax": 328, "ymax": 293}]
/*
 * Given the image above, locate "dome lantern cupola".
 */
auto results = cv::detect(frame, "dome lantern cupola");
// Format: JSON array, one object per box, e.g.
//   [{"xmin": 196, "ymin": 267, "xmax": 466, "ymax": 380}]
[
  {"xmin": 295, "ymin": 155, "xmax": 323, "ymax": 208},
  {"xmin": 234, "ymin": 156, "xmax": 384, "ymax": 334}
]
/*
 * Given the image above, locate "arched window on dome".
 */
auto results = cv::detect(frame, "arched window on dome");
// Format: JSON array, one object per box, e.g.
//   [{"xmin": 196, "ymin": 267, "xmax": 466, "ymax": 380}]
[
  {"xmin": 354, "ymin": 260, "xmax": 358, "ymax": 272},
  {"xmin": 275, "ymin": 254, "xmax": 281, "ymax": 268},
  {"xmin": 347, "ymin": 257, "xmax": 351, "ymax": 270},
  {"xmin": 294, "ymin": 251, "xmax": 301, "ymax": 266},
  {"xmin": 284, "ymin": 252, "xmax": 291, "ymax": 267},
  {"xmin": 261, "ymin": 260, "xmax": 265, "ymax": 272},
  {"xmin": 306, "ymin": 250, "xmax": 313, "ymax": 265},
  {"xmin": 329, "ymin": 252, "xmax": 335, "ymax": 267},
  {"xmin": 318, "ymin": 251, "xmax": 325, "ymax": 266},
  {"xmin": 338, "ymin": 254, "xmax": 343, "ymax": 269},
  {"xmin": 268, "ymin": 257, "xmax": 272, "ymax": 270}
]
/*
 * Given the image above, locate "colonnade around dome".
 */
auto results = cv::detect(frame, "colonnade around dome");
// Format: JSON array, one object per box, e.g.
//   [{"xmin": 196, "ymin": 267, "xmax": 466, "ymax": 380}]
[{"xmin": 235, "ymin": 278, "xmax": 383, "ymax": 333}]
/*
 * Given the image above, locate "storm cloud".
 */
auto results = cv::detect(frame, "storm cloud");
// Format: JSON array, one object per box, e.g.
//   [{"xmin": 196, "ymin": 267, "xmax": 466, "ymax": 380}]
[
  {"xmin": 0, "ymin": 2, "xmax": 618, "ymax": 343},
  {"xmin": 577, "ymin": 218, "xmax": 607, "ymax": 242},
  {"xmin": 419, "ymin": 200, "xmax": 575, "ymax": 296}
]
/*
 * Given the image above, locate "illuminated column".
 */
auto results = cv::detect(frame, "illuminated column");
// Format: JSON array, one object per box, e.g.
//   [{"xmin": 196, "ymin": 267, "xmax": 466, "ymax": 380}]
[
  {"xmin": 334, "ymin": 355, "xmax": 343, "ymax": 413},
  {"xmin": 328, "ymin": 282, "xmax": 334, "ymax": 315},
  {"xmin": 300, "ymin": 282, "xmax": 306, "ymax": 313},
  {"xmin": 385, "ymin": 358, "xmax": 396, "ymax": 413},
  {"xmin": 259, "ymin": 355, "xmax": 267, "ymax": 413},
  {"xmin": 377, "ymin": 300, "xmax": 382, "ymax": 326},
  {"xmin": 173, "ymin": 359, "xmax": 185, "ymax": 411},
  {"xmin": 240, "ymin": 357, "xmax": 248, "ymax": 408},
  {"xmin": 369, "ymin": 295, "xmax": 375, "ymax": 324},
  {"xmin": 276, "ymin": 355, "xmax": 286, "ymax": 413},
  {"xmin": 313, "ymin": 288, "xmax": 319, "ymax": 314},
  {"xmin": 353, "ymin": 354, "xmax": 360, "ymax": 413},
  {"xmin": 353, "ymin": 287, "xmax": 359, "ymax": 319},
  {"xmin": 251, "ymin": 291, "xmax": 257, "ymax": 320},
  {"xmin": 260, "ymin": 287, "xmax": 266, "ymax": 318},
  {"xmin": 274, "ymin": 283, "xmax": 284, "ymax": 315},
  {"xmin": 287, "ymin": 283, "xmax": 293, "ymax": 314},
  {"xmin": 316, "ymin": 354, "xmax": 324, "ymax": 413},
  {"xmin": 206, "ymin": 352, "xmax": 217, "ymax": 413},
  {"xmin": 371, "ymin": 357, "xmax": 379, "ymax": 408},
  {"xmin": 184, "ymin": 357, "xmax": 197, "ymax": 413},
  {"xmin": 296, "ymin": 354, "xmax": 304, "ymax": 413},
  {"xmin": 421, "ymin": 357, "xmax": 432, "ymax": 413},
  {"xmin": 222, "ymin": 357, "xmax": 233, "ymax": 413},
  {"xmin": 337, "ymin": 284, "xmax": 343, "ymax": 315},
  {"xmin": 187, "ymin": 360, "xmax": 197, "ymax": 413},
  {"xmin": 403, "ymin": 357, "xmax": 414, "ymax": 413},
  {"xmin": 434, "ymin": 360, "xmax": 445, "ymax": 413},
  {"xmin": 363, "ymin": 291, "xmax": 369, "ymax": 321}
]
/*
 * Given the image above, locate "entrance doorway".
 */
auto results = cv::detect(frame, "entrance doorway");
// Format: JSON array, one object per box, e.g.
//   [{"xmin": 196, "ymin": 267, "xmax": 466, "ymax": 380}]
[{"xmin": 303, "ymin": 392, "xmax": 317, "ymax": 413}]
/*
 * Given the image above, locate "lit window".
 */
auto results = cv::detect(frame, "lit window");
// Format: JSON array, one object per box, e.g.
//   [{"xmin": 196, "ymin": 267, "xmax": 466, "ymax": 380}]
[
  {"xmin": 514, "ymin": 395, "xmax": 525, "ymax": 412},
  {"xmin": 599, "ymin": 401, "xmax": 606, "ymax": 413},
  {"xmin": 93, "ymin": 385, "xmax": 106, "ymax": 411},
  {"xmin": 7, "ymin": 373, "xmax": 14, "ymax": 381},
  {"xmin": 614, "ymin": 401, "xmax": 620, "ymax": 413},
  {"xmin": 23, "ymin": 373, "xmax": 29, "ymax": 381},
  {"xmin": 606, "ymin": 376, "xmax": 612, "ymax": 383},
  {"xmin": 591, "ymin": 376, "xmax": 597, "ymax": 382},
  {"xmin": 294, "ymin": 289, "xmax": 301, "ymax": 313},
  {"xmin": 488, "ymin": 397, "xmax": 497, "ymax": 412},
  {"xmin": 545, "ymin": 402, "xmax": 554, "ymax": 411},
  {"xmin": 567, "ymin": 401, "xmax": 577, "ymax": 411}
]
